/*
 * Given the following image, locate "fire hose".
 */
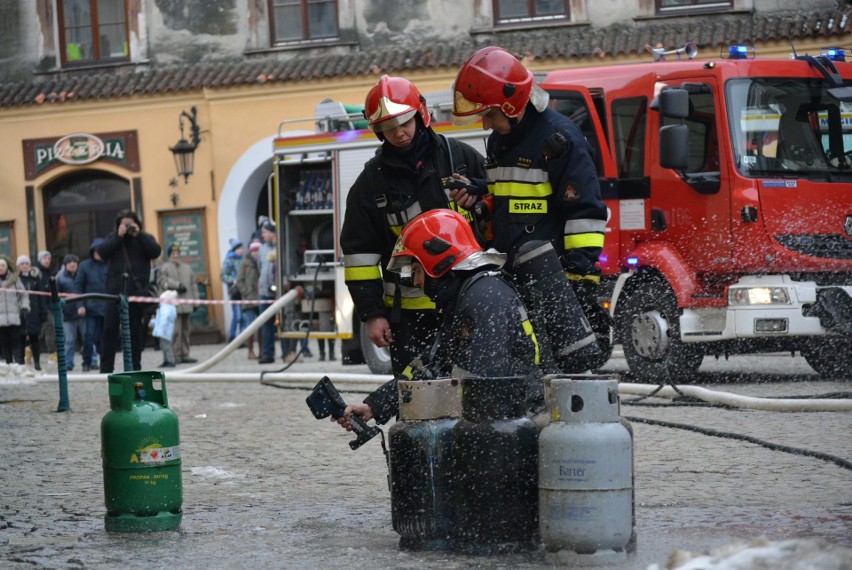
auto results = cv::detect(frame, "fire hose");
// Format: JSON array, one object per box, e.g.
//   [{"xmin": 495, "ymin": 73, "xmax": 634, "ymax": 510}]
[{"xmin": 20, "ymin": 285, "xmax": 852, "ymax": 410}]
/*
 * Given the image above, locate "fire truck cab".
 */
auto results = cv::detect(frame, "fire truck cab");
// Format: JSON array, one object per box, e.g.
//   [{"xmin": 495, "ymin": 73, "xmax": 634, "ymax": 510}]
[{"xmin": 541, "ymin": 46, "xmax": 852, "ymax": 380}]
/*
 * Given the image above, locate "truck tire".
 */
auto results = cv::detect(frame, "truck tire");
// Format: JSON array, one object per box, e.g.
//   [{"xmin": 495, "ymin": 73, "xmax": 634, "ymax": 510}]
[
  {"xmin": 615, "ymin": 277, "xmax": 704, "ymax": 382},
  {"xmin": 360, "ymin": 321, "xmax": 392, "ymax": 375},
  {"xmin": 801, "ymin": 338, "xmax": 852, "ymax": 380}
]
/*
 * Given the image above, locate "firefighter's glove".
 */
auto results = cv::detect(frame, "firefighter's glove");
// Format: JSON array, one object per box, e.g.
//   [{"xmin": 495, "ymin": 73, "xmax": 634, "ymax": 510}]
[{"xmin": 448, "ymin": 177, "xmax": 488, "ymax": 197}]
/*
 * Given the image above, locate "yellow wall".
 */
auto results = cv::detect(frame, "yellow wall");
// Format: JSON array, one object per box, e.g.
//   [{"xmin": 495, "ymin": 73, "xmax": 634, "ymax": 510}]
[{"xmin": 0, "ymin": 39, "xmax": 832, "ymax": 332}]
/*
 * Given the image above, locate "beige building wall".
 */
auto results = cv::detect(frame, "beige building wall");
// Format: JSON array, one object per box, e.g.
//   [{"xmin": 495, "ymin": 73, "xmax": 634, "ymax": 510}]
[{"xmin": 0, "ymin": 32, "xmax": 839, "ymax": 334}]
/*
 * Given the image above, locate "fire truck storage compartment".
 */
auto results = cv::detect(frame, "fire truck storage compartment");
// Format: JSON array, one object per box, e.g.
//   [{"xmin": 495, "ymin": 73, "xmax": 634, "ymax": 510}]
[{"xmin": 278, "ymin": 158, "xmax": 336, "ymax": 335}]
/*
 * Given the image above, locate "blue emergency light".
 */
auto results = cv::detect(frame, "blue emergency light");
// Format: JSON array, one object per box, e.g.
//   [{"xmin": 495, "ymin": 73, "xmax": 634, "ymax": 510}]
[
  {"xmin": 820, "ymin": 47, "xmax": 846, "ymax": 62},
  {"xmin": 627, "ymin": 256, "xmax": 639, "ymax": 267},
  {"xmin": 728, "ymin": 45, "xmax": 750, "ymax": 59}
]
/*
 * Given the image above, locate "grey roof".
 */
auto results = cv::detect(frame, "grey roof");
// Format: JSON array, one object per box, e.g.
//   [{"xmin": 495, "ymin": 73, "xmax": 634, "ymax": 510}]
[{"xmin": 2, "ymin": 7, "xmax": 850, "ymax": 108}]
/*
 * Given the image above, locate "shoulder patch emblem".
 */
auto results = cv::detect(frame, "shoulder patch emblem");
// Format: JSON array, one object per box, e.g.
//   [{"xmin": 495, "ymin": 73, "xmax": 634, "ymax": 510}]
[{"xmin": 563, "ymin": 183, "xmax": 579, "ymax": 202}]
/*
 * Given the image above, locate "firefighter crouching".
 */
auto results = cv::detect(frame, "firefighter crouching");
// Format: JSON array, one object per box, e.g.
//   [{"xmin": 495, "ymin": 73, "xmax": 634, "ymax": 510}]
[
  {"xmin": 336, "ymin": 209, "xmax": 542, "ymax": 430},
  {"xmin": 340, "ymin": 75, "xmax": 487, "ymax": 377},
  {"xmin": 451, "ymin": 46, "xmax": 611, "ymax": 372}
]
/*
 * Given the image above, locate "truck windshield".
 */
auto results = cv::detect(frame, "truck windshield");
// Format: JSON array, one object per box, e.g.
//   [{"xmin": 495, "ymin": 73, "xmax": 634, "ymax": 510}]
[{"xmin": 726, "ymin": 77, "xmax": 852, "ymax": 178}]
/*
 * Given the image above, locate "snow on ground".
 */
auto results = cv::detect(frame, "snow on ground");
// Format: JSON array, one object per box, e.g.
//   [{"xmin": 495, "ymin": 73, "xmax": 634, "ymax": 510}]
[
  {"xmin": 0, "ymin": 362, "xmax": 39, "ymax": 384},
  {"xmin": 648, "ymin": 537, "xmax": 852, "ymax": 570}
]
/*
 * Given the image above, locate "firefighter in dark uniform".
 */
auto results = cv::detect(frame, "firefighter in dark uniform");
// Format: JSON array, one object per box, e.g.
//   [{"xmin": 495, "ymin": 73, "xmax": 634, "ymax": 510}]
[
  {"xmin": 337, "ymin": 209, "xmax": 541, "ymax": 429},
  {"xmin": 451, "ymin": 46, "xmax": 611, "ymax": 371},
  {"xmin": 341, "ymin": 75, "xmax": 486, "ymax": 377}
]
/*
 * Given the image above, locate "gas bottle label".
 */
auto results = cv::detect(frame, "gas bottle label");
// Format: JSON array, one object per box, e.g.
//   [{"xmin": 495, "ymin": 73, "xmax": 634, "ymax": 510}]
[
  {"xmin": 138, "ymin": 445, "xmax": 181, "ymax": 464},
  {"xmin": 551, "ymin": 458, "xmax": 594, "ymax": 483}
]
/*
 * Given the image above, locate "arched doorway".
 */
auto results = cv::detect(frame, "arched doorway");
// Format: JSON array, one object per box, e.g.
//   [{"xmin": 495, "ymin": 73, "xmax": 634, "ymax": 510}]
[{"xmin": 43, "ymin": 170, "xmax": 131, "ymax": 270}]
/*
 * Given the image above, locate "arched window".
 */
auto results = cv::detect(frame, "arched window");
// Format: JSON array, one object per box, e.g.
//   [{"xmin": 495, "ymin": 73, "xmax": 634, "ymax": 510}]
[{"xmin": 43, "ymin": 171, "xmax": 130, "ymax": 270}]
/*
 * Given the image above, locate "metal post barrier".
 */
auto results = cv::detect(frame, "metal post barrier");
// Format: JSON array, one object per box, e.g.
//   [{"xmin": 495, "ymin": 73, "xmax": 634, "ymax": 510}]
[
  {"xmin": 49, "ymin": 278, "xmax": 70, "ymax": 412},
  {"xmin": 49, "ymin": 275, "xmax": 132, "ymax": 412}
]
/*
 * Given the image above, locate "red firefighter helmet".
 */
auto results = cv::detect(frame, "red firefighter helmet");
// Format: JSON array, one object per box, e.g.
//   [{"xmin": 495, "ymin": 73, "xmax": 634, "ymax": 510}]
[
  {"xmin": 452, "ymin": 46, "xmax": 548, "ymax": 125},
  {"xmin": 364, "ymin": 75, "xmax": 431, "ymax": 135},
  {"xmin": 388, "ymin": 210, "xmax": 482, "ymax": 278}
]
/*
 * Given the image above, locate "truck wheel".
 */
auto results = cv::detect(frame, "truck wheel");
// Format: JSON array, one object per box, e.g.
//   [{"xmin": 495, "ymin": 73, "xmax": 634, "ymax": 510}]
[
  {"xmin": 360, "ymin": 321, "xmax": 392, "ymax": 375},
  {"xmin": 801, "ymin": 338, "xmax": 852, "ymax": 380},
  {"xmin": 615, "ymin": 278, "xmax": 703, "ymax": 382}
]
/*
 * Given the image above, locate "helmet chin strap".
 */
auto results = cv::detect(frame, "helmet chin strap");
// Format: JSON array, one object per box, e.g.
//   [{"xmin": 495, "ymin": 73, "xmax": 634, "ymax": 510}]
[{"xmin": 423, "ymin": 274, "xmax": 440, "ymax": 301}]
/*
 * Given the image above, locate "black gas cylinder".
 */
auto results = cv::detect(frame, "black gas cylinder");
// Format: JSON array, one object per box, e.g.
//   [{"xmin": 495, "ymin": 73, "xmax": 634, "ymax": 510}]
[
  {"xmin": 452, "ymin": 376, "xmax": 539, "ymax": 554},
  {"xmin": 389, "ymin": 378, "xmax": 461, "ymax": 551}
]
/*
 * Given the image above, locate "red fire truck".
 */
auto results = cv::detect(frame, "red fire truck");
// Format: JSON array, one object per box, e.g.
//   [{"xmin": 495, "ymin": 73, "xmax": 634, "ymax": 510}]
[
  {"xmin": 541, "ymin": 45, "xmax": 852, "ymax": 380},
  {"xmin": 272, "ymin": 47, "xmax": 852, "ymax": 380}
]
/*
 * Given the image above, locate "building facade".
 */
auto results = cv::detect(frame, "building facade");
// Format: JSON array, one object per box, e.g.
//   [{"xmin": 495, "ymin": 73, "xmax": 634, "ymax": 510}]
[{"xmin": 0, "ymin": 0, "xmax": 848, "ymax": 337}]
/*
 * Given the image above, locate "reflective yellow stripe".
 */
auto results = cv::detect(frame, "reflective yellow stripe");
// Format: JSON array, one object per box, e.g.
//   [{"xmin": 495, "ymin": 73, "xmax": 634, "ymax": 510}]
[
  {"xmin": 448, "ymin": 202, "xmax": 475, "ymax": 222},
  {"xmin": 564, "ymin": 232, "xmax": 605, "ymax": 250},
  {"xmin": 509, "ymin": 199, "xmax": 548, "ymax": 214},
  {"xmin": 401, "ymin": 366, "xmax": 414, "ymax": 380},
  {"xmin": 567, "ymin": 272, "xmax": 601, "ymax": 284},
  {"xmin": 492, "ymin": 181, "xmax": 553, "ymax": 198},
  {"xmin": 345, "ymin": 266, "xmax": 382, "ymax": 281},
  {"xmin": 522, "ymin": 319, "xmax": 541, "ymax": 365},
  {"xmin": 389, "ymin": 225, "xmax": 402, "ymax": 237},
  {"xmin": 383, "ymin": 295, "xmax": 436, "ymax": 310}
]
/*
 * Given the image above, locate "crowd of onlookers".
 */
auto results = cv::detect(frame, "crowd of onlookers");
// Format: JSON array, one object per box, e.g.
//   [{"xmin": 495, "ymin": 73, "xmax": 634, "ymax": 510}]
[
  {"xmin": 0, "ymin": 247, "xmax": 107, "ymax": 371},
  {"xmin": 0, "ymin": 210, "xmax": 333, "ymax": 373},
  {"xmin": 223, "ymin": 215, "xmax": 334, "ymax": 366}
]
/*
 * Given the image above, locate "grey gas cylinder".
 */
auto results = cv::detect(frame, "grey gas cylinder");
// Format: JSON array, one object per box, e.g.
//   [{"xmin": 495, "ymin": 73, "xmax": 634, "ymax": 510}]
[
  {"xmin": 539, "ymin": 375, "xmax": 634, "ymax": 566},
  {"xmin": 389, "ymin": 378, "xmax": 461, "ymax": 551}
]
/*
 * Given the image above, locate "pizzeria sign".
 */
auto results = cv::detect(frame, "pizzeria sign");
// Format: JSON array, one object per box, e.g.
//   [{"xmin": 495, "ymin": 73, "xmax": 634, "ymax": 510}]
[
  {"xmin": 51, "ymin": 133, "xmax": 109, "ymax": 165},
  {"xmin": 22, "ymin": 130, "xmax": 140, "ymax": 180}
]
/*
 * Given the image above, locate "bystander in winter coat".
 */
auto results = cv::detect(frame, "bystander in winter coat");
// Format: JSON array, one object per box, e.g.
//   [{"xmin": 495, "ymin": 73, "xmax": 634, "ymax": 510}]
[
  {"xmin": 0, "ymin": 255, "xmax": 29, "ymax": 364},
  {"xmin": 158, "ymin": 243, "xmax": 199, "ymax": 363},
  {"xmin": 16, "ymin": 255, "xmax": 47, "ymax": 369},
  {"xmin": 75, "ymin": 238, "xmax": 108, "ymax": 371}
]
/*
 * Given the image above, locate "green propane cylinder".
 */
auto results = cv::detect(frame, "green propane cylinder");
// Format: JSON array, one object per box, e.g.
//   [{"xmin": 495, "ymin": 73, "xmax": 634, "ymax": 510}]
[{"xmin": 101, "ymin": 371, "xmax": 182, "ymax": 532}]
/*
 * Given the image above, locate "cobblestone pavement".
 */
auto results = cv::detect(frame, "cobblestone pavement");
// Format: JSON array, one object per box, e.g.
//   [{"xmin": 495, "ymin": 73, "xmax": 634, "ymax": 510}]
[{"xmin": 1, "ymin": 343, "xmax": 850, "ymax": 569}]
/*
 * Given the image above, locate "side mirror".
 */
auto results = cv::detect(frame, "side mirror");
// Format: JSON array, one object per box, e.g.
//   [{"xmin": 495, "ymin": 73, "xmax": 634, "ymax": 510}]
[
  {"xmin": 660, "ymin": 124, "xmax": 689, "ymax": 170},
  {"xmin": 652, "ymin": 88, "xmax": 690, "ymax": 119}
]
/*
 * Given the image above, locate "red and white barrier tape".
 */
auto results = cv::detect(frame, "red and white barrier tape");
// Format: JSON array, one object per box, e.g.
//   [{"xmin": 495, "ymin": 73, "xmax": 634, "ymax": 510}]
[{"xmin": 0, "ymin": 287, "xmax": 276, "ymax": 305}]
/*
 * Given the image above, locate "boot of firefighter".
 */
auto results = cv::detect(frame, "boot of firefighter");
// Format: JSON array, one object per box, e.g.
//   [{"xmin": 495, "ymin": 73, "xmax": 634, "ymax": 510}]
[
  {"xmin": 571, "ymin": 279, "xmax": 614, "ymax": 370},
  {"xmin": 511, "ymin": 240, "xmax": 601, "ymax": 373}
]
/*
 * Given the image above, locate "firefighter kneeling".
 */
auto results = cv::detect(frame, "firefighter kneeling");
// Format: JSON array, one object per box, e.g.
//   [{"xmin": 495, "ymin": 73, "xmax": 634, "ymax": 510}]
[
  {"xmin": 337, "ymin": 208, "xmax": 542, "ymax": 426},
  {"xmin": 335, "ymin": 209, "xmax": 541, "ymax": 552}
]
